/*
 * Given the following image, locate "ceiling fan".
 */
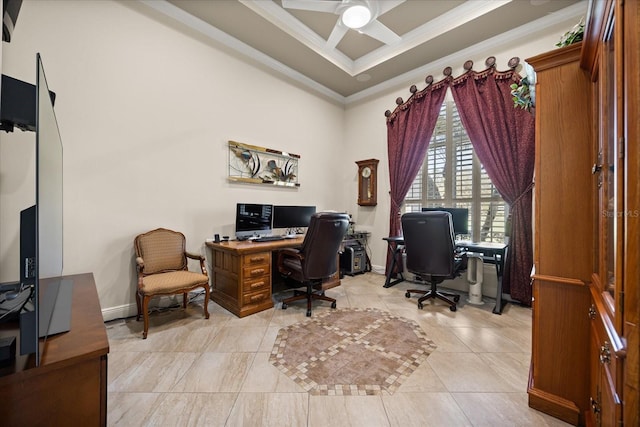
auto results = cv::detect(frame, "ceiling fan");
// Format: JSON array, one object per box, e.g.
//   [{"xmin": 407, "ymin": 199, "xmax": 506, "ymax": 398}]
[{"xmin": 281, "ymin": 0, "xmax": 405, "ymax": 48}]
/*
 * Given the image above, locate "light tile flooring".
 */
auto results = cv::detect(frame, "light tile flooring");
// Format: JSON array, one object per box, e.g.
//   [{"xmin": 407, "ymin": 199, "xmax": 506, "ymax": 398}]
[{"xmin": 106, "ymin": 272, "xmax": 571, "ymax": 427}]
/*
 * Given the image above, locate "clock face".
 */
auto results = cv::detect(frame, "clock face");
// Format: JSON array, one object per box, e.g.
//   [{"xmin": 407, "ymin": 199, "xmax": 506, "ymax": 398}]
[{"xmin": 361, "ymin": 166, "xmax": 371, "ymax": 178}]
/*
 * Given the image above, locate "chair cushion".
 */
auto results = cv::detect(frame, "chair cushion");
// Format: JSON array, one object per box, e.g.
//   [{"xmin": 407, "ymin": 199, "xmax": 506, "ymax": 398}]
[{"xmin": 140, "ymin": 271, "xmax": 209, "ymax": 294}]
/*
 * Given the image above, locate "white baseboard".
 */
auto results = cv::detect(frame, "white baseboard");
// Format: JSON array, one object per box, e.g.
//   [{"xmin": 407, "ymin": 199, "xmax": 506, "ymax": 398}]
[
  {"xmin": 101, "ymin": 294, "xmax": 195, "ymax": 322},
  {"xmin": 102, "ymin": 303, "xmax": 137, "ymax": 322}
]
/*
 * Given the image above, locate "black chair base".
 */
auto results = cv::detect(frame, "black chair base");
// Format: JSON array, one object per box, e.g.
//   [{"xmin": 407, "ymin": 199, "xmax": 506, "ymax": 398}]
[
  {"xmin": 281, "ymin": 282, "xmax": 336, "ymax": 317},
  {"xmin": 405, "ymin": 280, "xmax": 460, "ymax": 312}
]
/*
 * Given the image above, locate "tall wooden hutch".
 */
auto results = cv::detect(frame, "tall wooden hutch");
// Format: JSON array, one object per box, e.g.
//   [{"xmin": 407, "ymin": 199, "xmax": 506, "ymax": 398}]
[{"xmin": 527, "ymin": 0, "xmax": 639, "ymax": 425}]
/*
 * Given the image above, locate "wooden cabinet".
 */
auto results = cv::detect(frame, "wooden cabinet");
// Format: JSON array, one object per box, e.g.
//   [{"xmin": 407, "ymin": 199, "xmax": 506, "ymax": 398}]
[
  {"xmin": 528, "ymin": 0, "xmax": 639, "ymax": 425},
  {"xmin": 581, "ymin": 0, "xmax": 637, "ymax": 425},
  {"xmin": 208, "ymin": 243, "xmax": 276, "ymax": 317},
  {"xmin": 0, "ymin": 273, "xmax": 109, "ymax": 426},
  {"xmin": 527, "ymin": 43, "xmax": 594, "ymax": 426}
]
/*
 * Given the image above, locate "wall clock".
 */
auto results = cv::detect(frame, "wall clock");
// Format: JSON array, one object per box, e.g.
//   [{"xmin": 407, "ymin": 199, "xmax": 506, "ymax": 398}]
[{"xmin": 356, "ymin": 159, "xmax": 379, "ymax": 206}]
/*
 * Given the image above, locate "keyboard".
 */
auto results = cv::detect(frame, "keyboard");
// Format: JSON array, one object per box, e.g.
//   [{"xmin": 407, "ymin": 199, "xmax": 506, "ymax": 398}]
[{"xmin": 253, "ymin": 236, "xmax": 285, "ymax": 242}]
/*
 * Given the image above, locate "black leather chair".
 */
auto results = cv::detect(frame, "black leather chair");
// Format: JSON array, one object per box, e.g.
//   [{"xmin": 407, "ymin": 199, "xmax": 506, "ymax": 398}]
[
  {"xmin": 277, "ymin": 212, "xmax": 350, "ymax": 316},
  {"xmin": 402, "ymin": 211, "xmax": 467, "ymax": 312}
]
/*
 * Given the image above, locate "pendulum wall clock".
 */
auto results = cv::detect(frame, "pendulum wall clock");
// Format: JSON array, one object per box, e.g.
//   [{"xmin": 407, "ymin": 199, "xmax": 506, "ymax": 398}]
[{"xmin": 356, "ymin": 159, "xmax": 379, "ymax": 206}]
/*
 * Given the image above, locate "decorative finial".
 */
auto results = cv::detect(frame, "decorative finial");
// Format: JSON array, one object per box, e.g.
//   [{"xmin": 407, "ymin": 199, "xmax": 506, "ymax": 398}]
[
  {"xmin": 485, "ymin": 56, "xmax": 496, "ymax": 68},
  {"xmin": 508, "ymin": 57, "xmax": 520, "ymax": 68},
  {"xmin": 443, "ymin": 66, "xmax": 452, "ymax": 76},
  {"xmin": 463, "ymin": 60, "xmax": 473, "ymax": 71}
]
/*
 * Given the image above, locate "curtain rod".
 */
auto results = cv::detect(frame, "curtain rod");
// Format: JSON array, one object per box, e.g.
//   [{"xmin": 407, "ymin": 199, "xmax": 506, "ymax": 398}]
[{"xmin": 384, "ymin": 56, "xmax": 521, "ymax": 118}]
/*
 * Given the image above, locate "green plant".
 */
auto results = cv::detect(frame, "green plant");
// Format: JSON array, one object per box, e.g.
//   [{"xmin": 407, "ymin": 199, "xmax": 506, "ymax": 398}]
[
  {"xmin": 556, "ymin": 18, "xmax": 585, "ymax": 47},
  {"xmin": 510, "ymin": 77, "xmax": 533, "ymax": 111}
]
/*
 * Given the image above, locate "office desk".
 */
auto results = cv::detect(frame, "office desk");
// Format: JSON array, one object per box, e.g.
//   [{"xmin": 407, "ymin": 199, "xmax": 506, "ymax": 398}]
[
  {"xmin": 382, "ymin": 237, "xmax": 508, "ymax": 314},
  {"xmin": 205, "ymin": 237, "xmax": 340, "ymax": 317}
]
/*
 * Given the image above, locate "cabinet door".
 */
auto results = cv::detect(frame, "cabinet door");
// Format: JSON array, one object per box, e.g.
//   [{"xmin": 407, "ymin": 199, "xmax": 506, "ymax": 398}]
[
  {"xmin": 588, "ymin": 303, "xmax": 622, "ymax": 427},
  {"xmin": 594, "ymin": 0, "xmax": 623, "ymax": 328}
]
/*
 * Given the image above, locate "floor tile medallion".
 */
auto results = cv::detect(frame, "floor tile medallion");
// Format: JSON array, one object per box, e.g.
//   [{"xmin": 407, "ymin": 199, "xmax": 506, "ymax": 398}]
[{"xmin": 269, "ymin": 308, "xmax": 437, "ymax": 395}]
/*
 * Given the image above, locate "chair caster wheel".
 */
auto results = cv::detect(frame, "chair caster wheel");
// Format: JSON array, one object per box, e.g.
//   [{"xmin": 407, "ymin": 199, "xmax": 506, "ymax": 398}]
[
  {"xmin": 405, "ymin": 291, "xmax": 411, "ymax": 298},
  {"xmin": 331, "ymin": 302, "xmax": 336, "ymax": 309},
  {"xmin": 454, "ymin": 295, "xmax": 460, "ymax": 302},
  {"xmin": 418, "ymin": 302, "xmax": 423, "ymax": 309},
  {"xmin": 450, "ymin": 305, "xmax": 457, "ymax": 312},
  {"xmin": 306, "ymin": 310, "xmax": 312, "ymax": 317},
  {"xmin": 282, "ymin": 303, "xmax": 288, "ymax": 310}
]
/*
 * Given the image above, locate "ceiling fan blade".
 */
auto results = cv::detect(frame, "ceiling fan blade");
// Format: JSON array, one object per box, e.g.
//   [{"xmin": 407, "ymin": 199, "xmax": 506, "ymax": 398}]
[
  {"xmin": 326, "ymin": 22, "xmax": 349, "ymax": 49},
  {"xmin": 361, "ymin": 19, "xmax": 401, "ymax": 45},
  {"xmin": 281, "ymin": 0, "xmax": 340, "ymax": 14},
  {"xmin": 375, "ymin": 0, "xmax": 406, "ymax": 16}
]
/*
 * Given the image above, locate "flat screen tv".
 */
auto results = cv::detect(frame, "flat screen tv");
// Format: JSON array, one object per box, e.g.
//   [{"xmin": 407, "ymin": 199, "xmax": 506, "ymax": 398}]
[
  {"xmin": 272, "ymin": 205, "xmax": 316, "ymax": 232},
  {"xmin": 18, "ymin": 53, "xmax": 70, "ymax": 367},
  {"xmin": 421, "ymin": 207, "xmax": 470, "ymax": 237},
  {"xmin": 235, "ymin": 203, "xmax": 273, "ymax": 239}
]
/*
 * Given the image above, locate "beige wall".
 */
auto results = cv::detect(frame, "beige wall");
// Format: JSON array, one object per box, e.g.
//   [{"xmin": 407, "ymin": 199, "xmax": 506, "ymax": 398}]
[
  {"xmin": 0, "ymin": 0, "xmax": 345, "ymax": 319},
  {"xmin": 0, "ymin": 0, "xmax": 584, "ymax": 319}
]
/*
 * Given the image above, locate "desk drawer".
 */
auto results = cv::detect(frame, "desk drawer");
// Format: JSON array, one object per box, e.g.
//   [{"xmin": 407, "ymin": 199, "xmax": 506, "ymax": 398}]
[
  {"xmin": 243, "ymin": 263, "xmax": 270, "ymax": 279},
  {"xmin": 243, "ymin": 277, "xmax": 269, "ymax": 293},
  {"xmin": 242, "ymin": 289, "xmax": 271, "ymax": 306},
  {"xmin": 243, "ymin": 252, "xmax": 270, "ymax": 266}
]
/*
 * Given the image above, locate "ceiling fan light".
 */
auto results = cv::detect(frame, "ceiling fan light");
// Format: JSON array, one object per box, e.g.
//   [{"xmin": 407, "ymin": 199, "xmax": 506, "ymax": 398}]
[{"xmin": 341, "ymin": 5, "xmax": 371, "ymax": 29}]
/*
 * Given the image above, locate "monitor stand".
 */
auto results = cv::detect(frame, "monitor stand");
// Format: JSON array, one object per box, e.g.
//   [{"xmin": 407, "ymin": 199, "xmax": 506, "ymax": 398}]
[
  {"xmin": 40, "ymin": 278, "xmax": 73, "ymax": 337},
  {"xmin": 20, "ymin": 278, "xmax": 73, "ymax": 357}
]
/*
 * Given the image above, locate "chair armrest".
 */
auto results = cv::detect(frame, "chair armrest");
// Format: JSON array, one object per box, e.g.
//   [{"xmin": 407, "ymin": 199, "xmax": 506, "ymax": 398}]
[
  {"xmin": 185, "ymin": 251, "xmax": 207, "ymax": 276},
  {"xmin": 278, "ymin": 248, "xmax": 303, "ymax": 263},
  {"xmin": 136, "ymin": 256, "xmax": 144, "ymax": 272},
  {"xmin": 185, "ymin": 251, "xmax": 204, "ymax": 261},
  {"xmin": 277, "ymin": 247, "xmax": 304, "ymax": 274},
  {"xmin": 279, "ymin": 247, "xmax": 302, "ymax": 259},
  {"xmin": 453, "ymin": 252, "xmax": 468, "ymax": 275}
]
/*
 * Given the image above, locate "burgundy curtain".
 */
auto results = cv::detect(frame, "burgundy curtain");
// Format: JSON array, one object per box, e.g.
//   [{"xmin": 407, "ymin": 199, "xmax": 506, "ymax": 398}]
[
  {"xmin": 449, "ymin": 68, "xmax": 535, "ymax": 305},
  {"xmin": 386, "ymin": 82, "xmax": 448, "ymax": 275}
]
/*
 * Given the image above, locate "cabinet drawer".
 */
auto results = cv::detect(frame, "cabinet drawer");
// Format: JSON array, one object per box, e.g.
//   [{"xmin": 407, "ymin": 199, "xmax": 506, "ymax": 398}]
[
  {"xmin": 242, "ymin": 289, "xmax": 270, "ymax": 305},
  {"xmin": 243, "ymin": 264, "xmax": 270, "ymax": 279},
  {"xmin": 243, "ymin": 252, "xmax": 270, "ymax": 266},
  {"xmin": 243, "ymin": 277, "xmax": 269, "ymax": 293}
]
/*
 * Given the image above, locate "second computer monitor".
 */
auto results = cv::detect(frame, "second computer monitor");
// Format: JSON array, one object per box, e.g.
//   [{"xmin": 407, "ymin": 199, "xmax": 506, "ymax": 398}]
[
  {"xmin": 272, "ymin": 205, "xmax": 316, "ymax": 230},
  {"xmin": 421, "ymin": 207, "xmax": 469, "ymax": 236}
]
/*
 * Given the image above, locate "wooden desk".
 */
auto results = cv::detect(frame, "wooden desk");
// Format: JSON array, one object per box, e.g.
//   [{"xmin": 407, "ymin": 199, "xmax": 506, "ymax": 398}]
[
  {"xmin": 206, "ymin": 237, "xmax": 340, "ymax": 317},
  {"xmin": 0, "ymin": 273, "xmax": 109, "ymax": 426}
]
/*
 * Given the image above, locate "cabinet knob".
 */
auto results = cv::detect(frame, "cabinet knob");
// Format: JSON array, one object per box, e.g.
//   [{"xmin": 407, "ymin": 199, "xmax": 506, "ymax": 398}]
[{"xmin": 588, "ymin": 305, "xmax": 596, "ymax": 319}]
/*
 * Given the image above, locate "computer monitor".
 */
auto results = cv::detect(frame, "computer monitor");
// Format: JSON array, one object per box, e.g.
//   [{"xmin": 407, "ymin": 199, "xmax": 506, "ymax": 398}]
[
  {"xmin": 272, "ymin": 205, "xmax": 316, "ymax": 230},
  {"xmin": 421, "ymin": 207, "xmax": 469, "ymax": 236},
  {"xmin": 235, "ymin": 203, "xmax": 273, "ymax": 239}
]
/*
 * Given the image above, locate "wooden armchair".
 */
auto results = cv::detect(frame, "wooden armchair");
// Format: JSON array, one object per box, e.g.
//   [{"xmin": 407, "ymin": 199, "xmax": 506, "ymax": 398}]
[{"xmin": 134, "ymin": 228, "xmax": 210, "ymax": 338}]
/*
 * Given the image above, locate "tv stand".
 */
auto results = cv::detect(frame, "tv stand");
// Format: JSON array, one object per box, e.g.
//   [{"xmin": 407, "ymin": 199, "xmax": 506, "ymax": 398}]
[{"xmin": 0, "ymin": 273, "xmax": 109, "ymax": 425}]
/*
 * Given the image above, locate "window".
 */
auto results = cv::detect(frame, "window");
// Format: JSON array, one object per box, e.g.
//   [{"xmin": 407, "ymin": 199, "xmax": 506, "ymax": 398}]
[{"xmin": 404, "ymin": 97, "xmax": 507, "ymax": 243}]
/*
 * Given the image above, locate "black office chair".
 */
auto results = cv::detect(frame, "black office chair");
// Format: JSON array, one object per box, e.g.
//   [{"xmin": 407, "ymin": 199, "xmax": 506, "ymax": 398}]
[
  {"xmin": 402, "ymin": 211, "xmax": 467, "ymax": 312},
  {"xmin": 277, "ymin": 212, "xmax": 350, "ymax": 316}
]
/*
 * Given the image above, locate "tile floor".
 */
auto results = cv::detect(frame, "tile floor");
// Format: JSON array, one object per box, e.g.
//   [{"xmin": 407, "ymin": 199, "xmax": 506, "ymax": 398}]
[{"xmin": 106, "ymin": 272, "xmax": 571, "ymax": 427}]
